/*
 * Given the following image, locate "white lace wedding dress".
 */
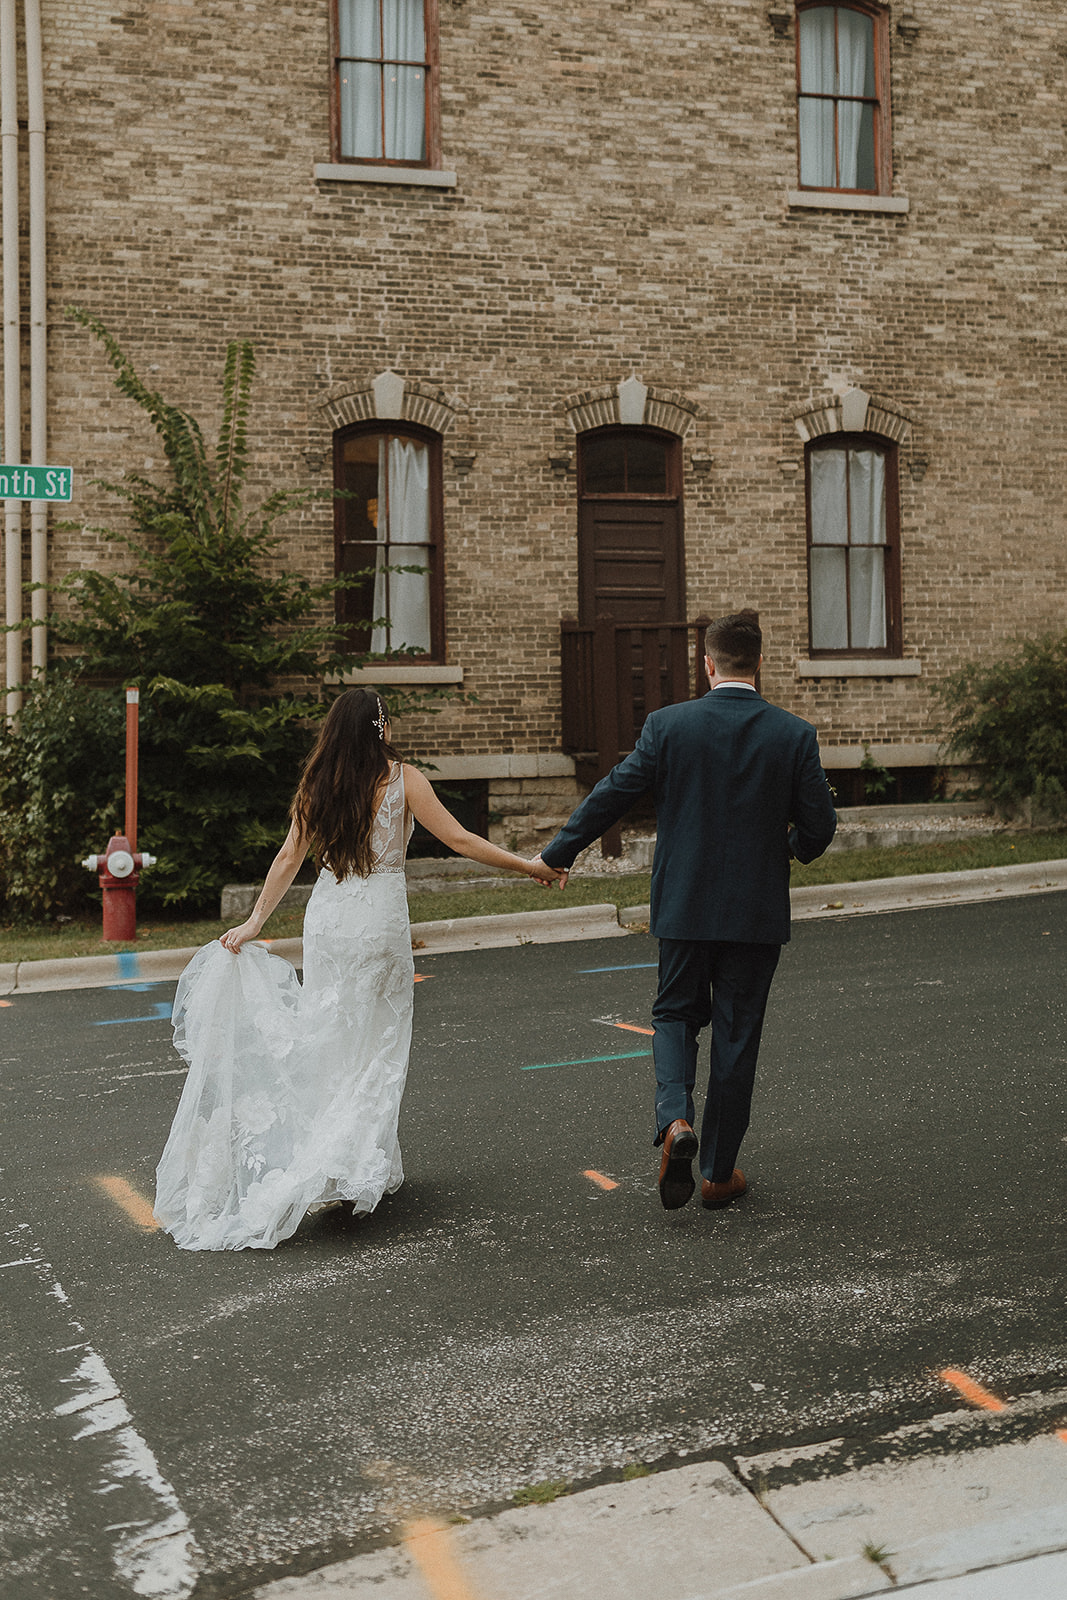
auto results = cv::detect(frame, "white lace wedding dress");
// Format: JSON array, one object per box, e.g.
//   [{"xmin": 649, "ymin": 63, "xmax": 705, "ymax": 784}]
[{"xmin": 155, "ymin": 764, "xmax": 415, "ymax": 1251}]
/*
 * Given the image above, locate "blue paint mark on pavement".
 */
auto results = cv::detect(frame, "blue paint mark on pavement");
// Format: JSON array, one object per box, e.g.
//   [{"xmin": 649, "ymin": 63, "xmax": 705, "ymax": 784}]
[
  {"xmin": 522, "ymin": 1049, "xmax": 652, "ymax": 1071},
  {"xmin": 578, "ymin": 962, "xmax": 658, "ymax": 973},
  {"xmin": 93, "ymin": 1001, "xmax": 173, "ymax": 1027},
  {"xmin": 106, "ymin": 981, "xmax": 165, "ymax": 993},
  {"xmin": 116, "ymin": 951, "xmax": 141, "ymax": 981}
]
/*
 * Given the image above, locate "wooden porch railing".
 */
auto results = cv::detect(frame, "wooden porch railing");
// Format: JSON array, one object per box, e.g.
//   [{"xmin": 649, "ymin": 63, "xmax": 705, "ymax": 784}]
[{"xmin": 560, "ymin": 614, "xmax": 712, "ymax": 857}]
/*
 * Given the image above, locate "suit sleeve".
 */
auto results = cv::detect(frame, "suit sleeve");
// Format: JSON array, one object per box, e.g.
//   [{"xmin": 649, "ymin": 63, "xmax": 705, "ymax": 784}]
[
  {"xmin": 540, "ymin": 718, "xmax": 658, "ymax": 870},
  {"xmin": 787, "ymin": 729, "xmax": 838, "ymax": 865}
]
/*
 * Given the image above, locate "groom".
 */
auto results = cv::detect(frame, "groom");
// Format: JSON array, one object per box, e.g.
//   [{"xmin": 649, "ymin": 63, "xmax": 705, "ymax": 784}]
[{"xmin": 535, "ymin": 611, "xmax": 837, "ymax": 1211}]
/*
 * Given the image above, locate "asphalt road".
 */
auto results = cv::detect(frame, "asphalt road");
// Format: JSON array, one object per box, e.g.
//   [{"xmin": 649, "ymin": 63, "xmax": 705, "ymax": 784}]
[{"xmin": 1, "ymin": 893, "xmax": 1065, "ymax": 1599}]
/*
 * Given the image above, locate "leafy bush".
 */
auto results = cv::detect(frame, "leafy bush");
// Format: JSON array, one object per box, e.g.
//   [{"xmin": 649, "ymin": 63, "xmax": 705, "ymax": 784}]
[
  {"xmin": 935, "ymin": 632, "xmax": 1067, "ymax": 819},
  {"xmin": 0, "ymin": 673, "xmax": 123, "ymax": 919},
  {"xmin": 1, "ymin": 313, "xmax": 444, "ymax": 918}
]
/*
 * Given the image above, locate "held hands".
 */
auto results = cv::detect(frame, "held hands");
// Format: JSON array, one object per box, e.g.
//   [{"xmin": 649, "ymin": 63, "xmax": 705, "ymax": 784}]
[
  {"xmin": 219, "ymin": 919, "xmax": 261, "ymax": 953},
  {"xmin": 527, "ymin": 855, "xmax": 568, "ymax": 890}
]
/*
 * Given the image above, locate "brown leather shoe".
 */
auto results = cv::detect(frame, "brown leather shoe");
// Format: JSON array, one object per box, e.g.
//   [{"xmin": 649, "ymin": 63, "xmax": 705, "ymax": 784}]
[
  {"xmin": 658, "ymin": 1119, "xmax": 698, "ymax": 1210},
  {"xmin": 701, "ymin": 1169, "xmax": 747, "ymax": 1209}
]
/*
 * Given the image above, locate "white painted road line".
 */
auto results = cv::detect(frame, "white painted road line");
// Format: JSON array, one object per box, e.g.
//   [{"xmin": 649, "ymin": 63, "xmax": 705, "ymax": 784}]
[{"xmin": 1, "ymin": 1215, "xmax": 198, "ymax": 1597}]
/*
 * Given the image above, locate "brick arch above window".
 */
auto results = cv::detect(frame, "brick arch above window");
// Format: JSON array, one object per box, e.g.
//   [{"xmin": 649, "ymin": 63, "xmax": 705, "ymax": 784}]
[
  {"xmin": 321, "ymin": 371, "xmax": 462, "ymax": 436},
  {"xmin": 562, "ymin": 377, "xmax": 699, "ymax": 438},
  {"xmin": 791, "ymin": 386, "xmax": 913, "ymax": 445}
]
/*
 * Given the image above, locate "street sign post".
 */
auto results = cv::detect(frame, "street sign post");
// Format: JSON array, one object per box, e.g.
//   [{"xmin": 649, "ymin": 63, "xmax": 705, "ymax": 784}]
[{"xmin": 0, "ymin": 464, "xmax": 73, "ymax": 501}]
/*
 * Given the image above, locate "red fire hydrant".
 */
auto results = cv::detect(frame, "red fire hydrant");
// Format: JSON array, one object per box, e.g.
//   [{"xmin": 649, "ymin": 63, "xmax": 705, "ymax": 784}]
[
  {"xmin": 82, "ymin": 686, "xmax": 156, "ymax": 942},
  {"xmin": 82, "ymin": 835, "xmax": 158, "ymax": 942}
]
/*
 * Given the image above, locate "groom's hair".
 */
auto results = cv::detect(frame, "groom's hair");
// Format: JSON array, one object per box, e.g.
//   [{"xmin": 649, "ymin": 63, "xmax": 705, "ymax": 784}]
[{"xmin": 704, "ymin": 610, "xmax": 761, "ymax": 676}]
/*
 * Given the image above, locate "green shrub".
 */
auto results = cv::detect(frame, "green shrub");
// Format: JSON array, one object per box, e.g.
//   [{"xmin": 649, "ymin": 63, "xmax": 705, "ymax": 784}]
[
  {"xmin": 0, "ymin": 674, "xmax": 123, "ymax": 919},
  {"xmin": 936, "ymin": 632, "xmax": 1067, "ymax": 819}
]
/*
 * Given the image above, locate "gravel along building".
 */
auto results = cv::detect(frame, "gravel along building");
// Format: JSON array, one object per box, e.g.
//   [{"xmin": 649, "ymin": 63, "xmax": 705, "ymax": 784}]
[{"xmin": 2, "ymin": 2, "xmax": 1065, "ymax": 844}]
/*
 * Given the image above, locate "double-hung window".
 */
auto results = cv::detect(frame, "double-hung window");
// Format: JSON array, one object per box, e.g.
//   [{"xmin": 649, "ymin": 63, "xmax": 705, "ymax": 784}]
[
  {"xmin": 806, "ymin": 436, "xmax": 901, "ymax": 656},
  {"xmin": 796, "ymin": 3, "xmax": 889, "ymax": 194},
  {"xmin": 334, "ymin": 424, "xmax": 444, "ymax": 659},
  {"xmin": 332, "ymin": 0, "xmax": 438, "ymax": 167}
]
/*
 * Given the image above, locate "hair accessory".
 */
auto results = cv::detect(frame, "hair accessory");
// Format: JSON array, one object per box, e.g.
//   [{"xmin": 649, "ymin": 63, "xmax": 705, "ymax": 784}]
[{"xmin": 373, "ymin": 698, "xmax": 387, "ymax": 740}]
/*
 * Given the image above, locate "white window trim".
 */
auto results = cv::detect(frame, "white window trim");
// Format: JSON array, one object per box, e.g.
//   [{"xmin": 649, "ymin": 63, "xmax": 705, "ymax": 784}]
[
  {"xmin": 797, "ymin": 658, "xmax": 920, "ymax": 677},
  {"xmin": 330, "ymin": 664, "xmax": 463, "ymax": 685},
  {"xmin": 314, "ymin": 162, "xmax": 457, "ymax": 188},
  {"xmin": 787, "ymin": 190, "xmax": 909, "ymax": 214}
]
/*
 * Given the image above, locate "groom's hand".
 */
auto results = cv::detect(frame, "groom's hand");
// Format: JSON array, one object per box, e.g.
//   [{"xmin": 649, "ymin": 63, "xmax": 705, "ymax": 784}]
[{"xmin": 528, "ymin": 855, "xmax": 567, "ymax": 889}]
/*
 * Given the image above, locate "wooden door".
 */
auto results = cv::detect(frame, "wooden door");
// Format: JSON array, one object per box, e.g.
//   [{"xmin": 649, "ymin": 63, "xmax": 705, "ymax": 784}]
[{"xmin": 577, "ymin": 427, "xmax": 685, "ymax": 739}]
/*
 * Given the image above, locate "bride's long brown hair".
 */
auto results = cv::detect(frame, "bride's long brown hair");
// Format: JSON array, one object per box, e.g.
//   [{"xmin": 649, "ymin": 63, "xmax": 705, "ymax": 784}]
[{"xmin": 290, "ymin": 688, "xmax": 402, "ymax": 881}]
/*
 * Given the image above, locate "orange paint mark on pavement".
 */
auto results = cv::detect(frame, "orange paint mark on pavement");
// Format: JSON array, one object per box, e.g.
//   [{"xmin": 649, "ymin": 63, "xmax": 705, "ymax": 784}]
[
  {"xmin": 1056, "ymin": 1430, "xmax": 1067, "ymax": 1446},
  {"xmin": 0, "ymin": 1000, "xmax": 12, "ymax": 1007},
  {"xmin": 404, "ymin": 1518, "xmax": 483, "ymax": 1600},
  {"xmin": 584, "ymin": 1170, "xmax": 619, "ymax": 1191},
  {"xmin": 939, "ymin": 1368, "xmax": 1007, "ymax": 1412},
  {"xmin": 94, "ymin": 1175, "xmax": 161, "ymax": 1232},
  {"xmin": 611, "ymin": 1021, "xmax": 654, "ymax": 1036}
]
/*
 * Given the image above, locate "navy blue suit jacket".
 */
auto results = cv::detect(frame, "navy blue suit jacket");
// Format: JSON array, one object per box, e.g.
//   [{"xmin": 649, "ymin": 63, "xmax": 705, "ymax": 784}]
[{"xmin": 541, "ymin": 688, "xmax": 837, "ymax": 944}]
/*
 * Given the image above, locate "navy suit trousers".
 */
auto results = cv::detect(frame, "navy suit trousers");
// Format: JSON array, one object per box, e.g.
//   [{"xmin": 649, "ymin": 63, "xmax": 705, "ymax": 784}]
[{"xmin": 652, "ymin": 938, "xmax": 781, "ymax": 1183}]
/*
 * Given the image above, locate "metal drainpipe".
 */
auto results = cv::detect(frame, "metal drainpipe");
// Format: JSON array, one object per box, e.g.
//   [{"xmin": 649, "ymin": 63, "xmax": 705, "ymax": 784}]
[
  {"xmin": 25, "ymin": 0, "xmax": 46, "ymax": 677},
  {"xmin": 1, "ymin": 0, "xmax": 23, "ymax": 716}
]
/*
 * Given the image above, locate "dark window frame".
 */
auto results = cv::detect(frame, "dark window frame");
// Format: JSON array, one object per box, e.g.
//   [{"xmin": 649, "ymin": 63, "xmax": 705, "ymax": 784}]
[
  {"xmin": 805, "ymin": 431, "xmax": 902, "ymax": 657},
  {"xmin": 332, "ymin": 419, "xmax": 446, "ymax": 663},
  {"xmin": 794, "ymin": 1, "xmax": 892, "ymax": 196},
  {"xmin": 577, "ymin": 425, "xmax": 683, "ymax": 501},
  {"xmin": 329, "ymin": 0, "xmax": 441, "ymax": 169}
]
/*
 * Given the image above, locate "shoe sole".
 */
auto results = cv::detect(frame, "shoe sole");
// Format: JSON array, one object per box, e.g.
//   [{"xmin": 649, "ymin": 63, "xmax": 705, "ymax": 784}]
[{"xmin": 659, "ymin": 1128, "xmax": 698, "ymax": 1210}]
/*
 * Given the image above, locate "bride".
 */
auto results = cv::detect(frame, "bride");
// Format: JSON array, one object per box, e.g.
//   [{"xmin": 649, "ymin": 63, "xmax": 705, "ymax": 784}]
[{"xmin": 155, "ymin": 688, "xmax": 561, "ymax": 1251}]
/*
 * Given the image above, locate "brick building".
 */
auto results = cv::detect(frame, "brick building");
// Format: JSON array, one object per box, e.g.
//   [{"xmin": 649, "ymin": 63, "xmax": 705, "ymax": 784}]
[{"xmin": 3, "ymin": 0, "xmax": 1065, "ymax": 844}]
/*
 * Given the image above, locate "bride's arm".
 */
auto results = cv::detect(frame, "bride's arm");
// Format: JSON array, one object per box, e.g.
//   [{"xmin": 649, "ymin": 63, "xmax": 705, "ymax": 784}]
[
  {"xmin": 220, "ymin": 819, "xmax": 311, "ymax": 951},
  {"xmin": 403, "ymin": 766, "xmax": 562, "ymax": 886}
]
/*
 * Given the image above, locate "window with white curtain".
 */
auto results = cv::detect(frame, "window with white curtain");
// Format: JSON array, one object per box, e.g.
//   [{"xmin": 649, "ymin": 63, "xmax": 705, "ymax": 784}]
[
  {"xmin": 334, "ymin": 425, "xmax": 442, "ymax": 658},
  {"xmin": 806, "ymin": 437, "xmax": 901, "ymax": 654},
  {"xmin": 796, "ymin": 3, "xmax": 888, "ymax": 193},
  {"xmin": 333, "ymin": 0, "xmax": 437, "ymax": 166}
]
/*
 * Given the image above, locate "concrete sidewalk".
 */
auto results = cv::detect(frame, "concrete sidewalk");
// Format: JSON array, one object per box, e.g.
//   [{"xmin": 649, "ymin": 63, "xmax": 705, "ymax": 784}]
[
  {"xmin": 252, "ymin": 1395, "xmax": 1067, "ymax": 1600},
  {"xmin": 3, "ymin": 858, "xmax": 1065, "ymax": 997}
]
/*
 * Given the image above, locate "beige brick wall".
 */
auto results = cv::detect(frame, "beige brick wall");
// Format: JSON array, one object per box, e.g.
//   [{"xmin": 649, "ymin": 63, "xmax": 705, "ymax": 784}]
[{"xmin": 6, "ymin": 1, "xmax": 1063, "ymax": 811}]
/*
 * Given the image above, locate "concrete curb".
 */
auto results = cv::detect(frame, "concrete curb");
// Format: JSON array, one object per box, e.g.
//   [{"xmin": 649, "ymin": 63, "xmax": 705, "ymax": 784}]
[
  {"xmin": 615, "ymin": 858, "xmax": 1067, "ymax": 933},
  {"xmin": 789, "ymin": 857, "xmax": 1067, "ymax": 921},
  {"xmin": 2, "ymin": 861, "xmax": 1065, "ymax": 997},
  {"xmin": 0, "ymin": 945, "xmax": 205, "ymax": 997},
  {"xmin": 0, "ymin": 905, "xmax": 628, "ymax": 995},
  {"xmin": 411, "ymin": 900, "xmax": 629, "ymax": 955},
  {"xmin": 250, "ymin": 1403, "xmax": 1067, "ymax": 1600}
]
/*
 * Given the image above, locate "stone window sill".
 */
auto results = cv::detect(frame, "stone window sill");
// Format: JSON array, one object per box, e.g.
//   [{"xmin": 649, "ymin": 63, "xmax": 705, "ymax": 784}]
[
  {"xmin": 314, "ymin": 162, "xmax": 457, "ymax": 189},
  {"xmin": 330, "ymin": 665, "xmax": 464, "ymax": 686},
  {"xmin": 786, "ymin": 190, "xmax": 910, "ymax": 215},
  {"xmin": 797, "ymin": 658, "xmax": 921, "ymax": 678}
]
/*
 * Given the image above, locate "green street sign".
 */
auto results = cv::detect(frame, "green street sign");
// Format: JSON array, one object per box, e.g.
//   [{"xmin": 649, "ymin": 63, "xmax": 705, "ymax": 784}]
[{"xmin": 0, "ymin": 464, "xmax": 73, "ymax": 501}]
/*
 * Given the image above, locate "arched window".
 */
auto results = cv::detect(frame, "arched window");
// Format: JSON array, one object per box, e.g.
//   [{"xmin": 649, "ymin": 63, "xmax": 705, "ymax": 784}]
[
  {"xmin": 331, "ymin": 0, "xmax": 440, "ymax": 167},
  {"xmin": 806, "ymin": 434, "xmax": 901, "ymax": 655},
  {"xmin": 333, "ymin": 422, "xmax": 444, "ymax": 659},
  {"xmin": 576, "ymin": 427, "xmax": 684, "ymax": 625},
  {"xmin": 796, "ymin": 3, "xmax": 890, "ymax": 194}
]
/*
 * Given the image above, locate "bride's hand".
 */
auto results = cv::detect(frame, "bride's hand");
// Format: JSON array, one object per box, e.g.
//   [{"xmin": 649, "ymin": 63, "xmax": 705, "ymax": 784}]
[
  {"xmin": 527, "ymin": 855, "xmax": 567, "ymax": 889},
  {"xmin": 220, "ymin": 920, "xmax": 260, "ymax": 953}
]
